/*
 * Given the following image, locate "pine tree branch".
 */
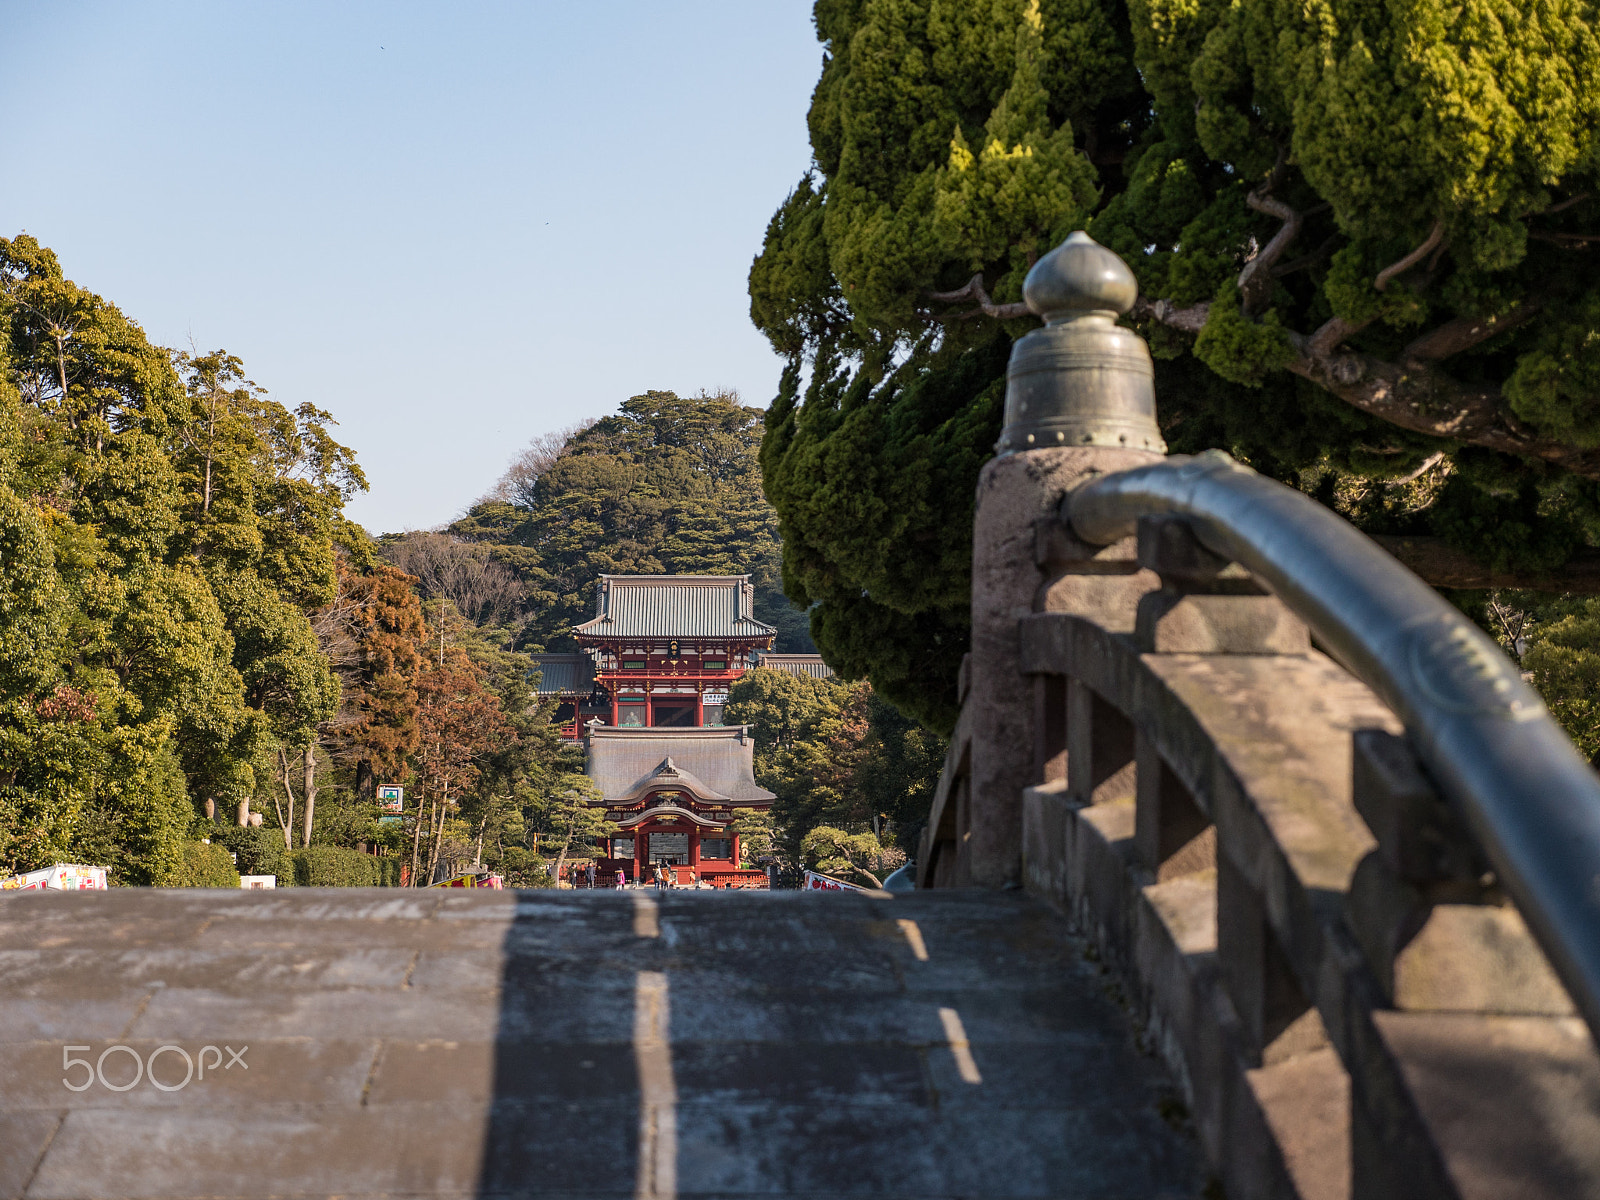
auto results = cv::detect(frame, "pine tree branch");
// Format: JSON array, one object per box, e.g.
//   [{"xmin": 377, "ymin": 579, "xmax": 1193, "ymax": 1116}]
[
  {"xmin": 1304, "ymin": 315, "xmax": 1376, "ymax": 359},
  {"xmin": 1131, "ymin": 297, "xmax": 1211, "ymax": 332},
  {"xmin": 923, "ymin": 273, "xmax": 1033, "ymax": 322},
  {"xmin": 1238, "ymin": 191, "xmax": 1302, "ymax": 315},
  {"xmin": 1373, "ymin": 536, "xmax": 1600, "ymax": 593},
  {"xmin": 1541, "ymin": 192, "xmax": 1592, "ymax": 215},
  {"xmin": 1402, "ymin": 301, "xmax": 1541, "ymax": 363},
  {"xmin": 1374, "ymin": 222, "xmax": 1444, "ymax": 292},
  {"xmin": 1274, "ymin": 335, "xmax": 1600, "ymax": 477},
  {"xmin": 1529, "ymin": 231, "xmax": 1600, "ymax": 246}
]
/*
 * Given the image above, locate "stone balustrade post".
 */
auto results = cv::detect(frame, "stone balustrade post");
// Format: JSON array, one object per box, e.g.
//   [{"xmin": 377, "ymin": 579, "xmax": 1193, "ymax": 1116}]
[{"xmin": 960, "ymin": 232, "xmax": 1165, "ymax": 888}]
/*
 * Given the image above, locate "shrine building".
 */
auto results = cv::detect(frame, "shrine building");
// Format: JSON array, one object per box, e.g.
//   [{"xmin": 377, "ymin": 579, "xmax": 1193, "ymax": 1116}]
[
  {"xmin": 587, "ymin": 727, "xmax": 775, "ymax": 886},
  {"xmin": 528, "ymin": 574, "xmax": 829, "ymax": 885}
]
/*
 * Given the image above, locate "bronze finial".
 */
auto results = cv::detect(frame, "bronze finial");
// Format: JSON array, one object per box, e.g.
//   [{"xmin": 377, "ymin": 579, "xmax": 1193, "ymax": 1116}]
[{"xmin": 996, "ymin": 231, "xmax": 1165, "ymax": 455}]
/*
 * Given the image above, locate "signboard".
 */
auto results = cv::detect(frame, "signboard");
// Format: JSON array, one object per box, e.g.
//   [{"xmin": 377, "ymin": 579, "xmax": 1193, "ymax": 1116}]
[
  {"xmin": 377, "ymin": 785, "xmax": 404, "ymax": 814},
  {"xmin": 803, "ymin": 869, "xmax": 865, "ymax": 892},
  {"xmin": 0, "ymin": 863, "xmax": 108, "ymax": 891}
]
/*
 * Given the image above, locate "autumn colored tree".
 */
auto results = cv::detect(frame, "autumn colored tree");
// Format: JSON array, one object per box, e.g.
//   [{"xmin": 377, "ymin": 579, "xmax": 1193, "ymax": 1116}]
[
  {"xmin": 408, "ymin": 655, "xmax": 516, "ymax": 886},
  {"xmin": 328, "ymin": 560, "xmax": 429, "ymax": 797}
]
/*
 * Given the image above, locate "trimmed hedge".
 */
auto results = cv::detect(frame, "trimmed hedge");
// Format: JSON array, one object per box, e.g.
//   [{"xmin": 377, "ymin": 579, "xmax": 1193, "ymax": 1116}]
[
  {"xmin": 170, "ymin": 842, "xmax": 241, "ymax": 888},
  {"xmin": 374, "ymin": 855, "xmax": 403, "ymax": 887},
  {"xmin": 289, "ymin": 846, "xmax": 401, "ymax": 887},
  {"xmin": 210, "ymin": 825, "xmax": 293, "ymax": 885}
]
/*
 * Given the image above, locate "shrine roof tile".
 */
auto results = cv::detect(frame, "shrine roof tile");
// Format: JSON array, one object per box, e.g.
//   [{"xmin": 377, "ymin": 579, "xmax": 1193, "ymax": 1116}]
[
  {"xmin": 574, "ymin": 574, "xmax": 777, "ymax": 642},
  {"xmin": 585, "ymin": 726, "xmax": 776, "ymax": 805},
  {"xmin": 756, "ymin": 653, "xmax": 835, "ymax": 680},
  {"xmin": 527, "ymin": 654, "xmax": 595, "ymax": 697}
]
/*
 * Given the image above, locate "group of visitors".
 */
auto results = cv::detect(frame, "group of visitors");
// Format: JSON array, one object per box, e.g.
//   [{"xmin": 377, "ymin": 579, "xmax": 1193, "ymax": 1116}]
[
  {"xmin": 604, "ymin": 862, "xmax": 728, "ymax": 890},
  {"xmin": 556, "ymin": 858, "xmax": 746, "ymax": 890}
]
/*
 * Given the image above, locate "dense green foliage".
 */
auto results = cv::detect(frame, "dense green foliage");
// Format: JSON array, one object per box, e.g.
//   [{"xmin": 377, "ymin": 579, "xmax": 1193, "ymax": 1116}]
[
  {"xmin": 441, "ymin": 390, "xmax": 816, "ymax": 653},
  {"xmin": 725, "ymin": 666, "xmax": 943, "ymax": 870},
  {"xmin": 0, "ymin": 236, "xmax": 364, "ymax": 882},
  {"xmin": 1468, "ymin": 591, "xmax": 1600, "ymax": 759},
  {"xmin": 170, "ymin": 842, "xmax": 241, "ymax": 888},
  {"xmin": 289, "ymin": 844, "xmax": 399, "ymax": 887},
  {"xmin": 753, "ymin": 0, "xmax": 1600, "ymax": 732},
  {"xmin": 211, "ymin": 823, "xmax": 294, "ymax": 884}
]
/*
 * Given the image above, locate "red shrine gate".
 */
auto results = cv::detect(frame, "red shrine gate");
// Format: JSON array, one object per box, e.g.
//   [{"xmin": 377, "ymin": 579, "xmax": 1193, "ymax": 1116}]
[
  {"xmin": 575, "ymin": 574, "xmax": 776, "ymax": 729},
  {"xmin": 529, "ymin": 574, "xmax": 835, "ymax": 740}
]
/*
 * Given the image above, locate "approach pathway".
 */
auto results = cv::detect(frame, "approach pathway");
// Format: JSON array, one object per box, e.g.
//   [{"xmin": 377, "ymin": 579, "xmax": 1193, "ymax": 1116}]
[{"xmin": 0, "ymin": 888, "xmax": 1201, "ymax": 1199}]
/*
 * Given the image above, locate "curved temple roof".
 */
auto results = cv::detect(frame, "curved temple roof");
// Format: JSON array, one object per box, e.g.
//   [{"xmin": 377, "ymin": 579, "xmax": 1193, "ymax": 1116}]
[
  {"xmin": 755, "ymin": 653, "xmax": 835, "ymax": 680},
  {"xmin": 586, "ymin": 726, "xmax": 776, "ymax": 806},
  {"xmin": 575, "ymin": 575, "xmax": 777, "ymax": 642},
  {"xmin": 528, "ymin": 653, "xmax": 596, "ymax": 698}
]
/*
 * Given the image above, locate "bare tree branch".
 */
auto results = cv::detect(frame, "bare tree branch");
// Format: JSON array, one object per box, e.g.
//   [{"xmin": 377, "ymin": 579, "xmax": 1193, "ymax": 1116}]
[
  {"xmin": 1374, "ymin": 222, "xmax": 1445, "ymax": 292},
  {"xmin": 481, "ymin": 419, "xmax": 597, "ymax": 508},
  {"xmin": 1385, "ymin": 450, "xmax": 1447, "ymax": 486},
  {"xmin": 385, "ymin": 533, "xmax": 525, "ymax": 626}
]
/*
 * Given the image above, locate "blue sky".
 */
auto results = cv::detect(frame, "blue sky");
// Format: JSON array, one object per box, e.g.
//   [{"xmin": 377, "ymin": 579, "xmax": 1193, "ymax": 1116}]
[{"xmin": 0, "ymin": 2, "xmax": 820, "ymax": 532}]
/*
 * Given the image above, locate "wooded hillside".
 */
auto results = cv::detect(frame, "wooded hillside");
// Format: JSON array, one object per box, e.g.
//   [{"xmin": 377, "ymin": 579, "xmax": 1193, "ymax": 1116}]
[{"xmin": 398, "ymin": 389, "xmax": 817, "ymax": 655}]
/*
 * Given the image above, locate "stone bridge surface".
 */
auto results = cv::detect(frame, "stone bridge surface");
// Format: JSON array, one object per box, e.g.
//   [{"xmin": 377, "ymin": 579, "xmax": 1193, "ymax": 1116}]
[{"xmin": 0, "ymin": 889, "xmax": 1201, "ymax": 1200}]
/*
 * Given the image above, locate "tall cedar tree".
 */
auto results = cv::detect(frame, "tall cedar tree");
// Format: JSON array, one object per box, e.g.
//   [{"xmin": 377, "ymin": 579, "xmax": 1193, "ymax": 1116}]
[
  {"xmin": 751, "ymin": 0, "xmax": 1600, "ymax": 732},
  {"xmin": 331, "ymin": 560, "xmax": 429, "ymax": 796}
]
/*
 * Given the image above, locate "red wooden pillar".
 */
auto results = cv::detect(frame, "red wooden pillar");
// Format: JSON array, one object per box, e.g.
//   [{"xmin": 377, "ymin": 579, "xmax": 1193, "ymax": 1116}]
[
  {"xmin": 690, "ymin": 826, "xmax": 701, "ymax": 870},
  {"xmin": 695, "ymin": 689, "xmax": 704, "ymax": 727},
  {"xmin": 731, "ymin": 831, "xmax": 741, "ymax": 868}
]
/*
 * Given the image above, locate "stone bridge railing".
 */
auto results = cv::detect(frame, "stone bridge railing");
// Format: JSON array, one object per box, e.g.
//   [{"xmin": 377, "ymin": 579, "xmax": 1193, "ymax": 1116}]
[{"xmin": 918, "ymin": 233, "xmax": 1600, "ymax": 1200}]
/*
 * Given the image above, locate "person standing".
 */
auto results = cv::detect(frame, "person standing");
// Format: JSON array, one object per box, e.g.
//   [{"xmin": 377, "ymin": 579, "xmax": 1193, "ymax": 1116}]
[
  {"xmin": 586, "ymin": 861, "xmax": 596, "ymax": 889},
  {"xmin": 614, "ymin": 868, "xmax": 626, "ymax": 890}
]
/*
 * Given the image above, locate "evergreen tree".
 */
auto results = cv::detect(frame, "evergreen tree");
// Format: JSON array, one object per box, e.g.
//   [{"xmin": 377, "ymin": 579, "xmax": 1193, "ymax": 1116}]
[
  {"xmin": 0, "ymin": 235, "xmax": 365, "ymax": 881},
  {"xmin": 445, "ymin": 389, "xmax": 816, "ymax": 654},
  {"xmin": 725, "ymin": 666, "xmax": 943, "ymax": 868},
  {"xmin": 752, "ymin": 0, "xmax": 1600, "ymax": 732}
]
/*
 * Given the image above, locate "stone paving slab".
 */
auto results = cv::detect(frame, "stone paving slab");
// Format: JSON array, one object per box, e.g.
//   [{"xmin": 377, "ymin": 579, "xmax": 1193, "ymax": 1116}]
[{"xmin": 0, "ymin": 889, "xmax": 1202, "ymax": 1199}]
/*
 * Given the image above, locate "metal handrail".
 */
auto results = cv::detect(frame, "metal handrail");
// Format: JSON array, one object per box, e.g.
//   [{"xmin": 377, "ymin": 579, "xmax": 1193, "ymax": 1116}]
[{"xmin": 1068, "ymin": 450, "xmax": 1600, "ymax": 1042}]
